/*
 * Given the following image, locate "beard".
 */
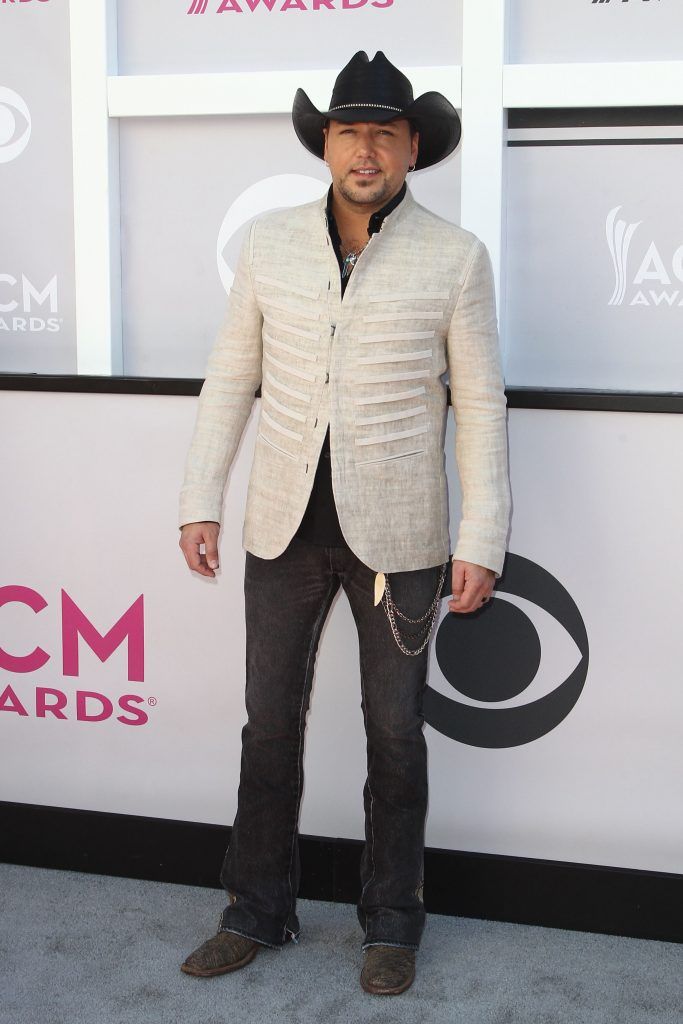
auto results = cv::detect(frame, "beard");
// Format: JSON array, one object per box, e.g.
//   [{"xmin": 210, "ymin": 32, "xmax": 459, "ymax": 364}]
[{"xmin": 336, "ymin": 172, "xmax": 394, "ymax": 209}]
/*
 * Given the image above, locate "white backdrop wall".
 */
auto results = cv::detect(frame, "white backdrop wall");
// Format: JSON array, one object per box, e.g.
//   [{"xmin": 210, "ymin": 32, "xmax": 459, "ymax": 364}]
[
  {"xmin": 505, "ymin": 130, "xmax": 683, "ymax": 390},
  {"xmin": 508, "ymin": 0, "xmax": 683, "ymax": 64},
  {"xmin": 116, "ymin": 0, "xmax": 463, "ymax": 75},
  {"xmin": 0, "ymin": 391, "xmax": 681, "ymax": 875},
  {"xmin": 0, "ymin": 0, "xmax": 76, "ymax": 372}
]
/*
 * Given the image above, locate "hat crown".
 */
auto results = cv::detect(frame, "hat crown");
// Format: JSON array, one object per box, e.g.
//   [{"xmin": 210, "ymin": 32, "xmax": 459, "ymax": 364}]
[{"xmin": 328, "ymin": 50, "xmax": 414, "ymax": 117}]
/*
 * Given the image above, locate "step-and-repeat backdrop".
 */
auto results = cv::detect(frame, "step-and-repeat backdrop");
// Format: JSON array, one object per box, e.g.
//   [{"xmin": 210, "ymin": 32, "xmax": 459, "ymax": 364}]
[
  {"xmin": 0, "ymin": 0, "xmax": 76, "ymax": 372},
  {"xmin": 1, "ymin": 1, "xmax": 682, "ymax": 876}
]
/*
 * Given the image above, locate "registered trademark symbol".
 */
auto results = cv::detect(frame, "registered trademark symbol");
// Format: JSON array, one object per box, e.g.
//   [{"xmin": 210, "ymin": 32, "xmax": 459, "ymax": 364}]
[{"xmin": 147, "ymin": 696, "xmax": 157, "ymax": 707}]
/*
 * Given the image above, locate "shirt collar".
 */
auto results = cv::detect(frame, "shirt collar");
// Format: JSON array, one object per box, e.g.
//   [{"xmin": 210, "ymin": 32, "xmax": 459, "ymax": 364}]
[{"xmin": 325, "ymin": 180, "xmax": 408, "ymax": 246}]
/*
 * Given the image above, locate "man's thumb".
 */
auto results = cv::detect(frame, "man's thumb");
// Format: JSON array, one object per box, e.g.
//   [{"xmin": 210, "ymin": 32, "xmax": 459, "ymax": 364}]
[
  {"xmin": 206, "ymin": 542, "xmax": 219, "ymax": 570},
  {"xmin": 451, "ymin": 562, "xmax": 465, "ymax": 597}
]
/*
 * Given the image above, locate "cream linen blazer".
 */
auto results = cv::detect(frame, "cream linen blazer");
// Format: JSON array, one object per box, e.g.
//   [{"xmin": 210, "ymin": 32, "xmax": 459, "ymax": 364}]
[{"xmin": 179, "ymin": 188, "xmax": 511, "ymax": 575}]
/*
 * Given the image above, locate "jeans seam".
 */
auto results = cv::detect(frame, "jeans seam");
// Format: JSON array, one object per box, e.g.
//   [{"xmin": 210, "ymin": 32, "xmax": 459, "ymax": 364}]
[
  {"xmin": 362, "ymin": 940, "xmax": 418, "ymax": 951},
  {"xmin": 358, "ymin": 654, "xmax": 376, "ymax": 911},
  {"xmin": 218, "ymin": 925, "xmax": 283, "ymax": 950},
  {"xmin": 283, "ymin": 576, "xmax": 336, "ymax": 943}
]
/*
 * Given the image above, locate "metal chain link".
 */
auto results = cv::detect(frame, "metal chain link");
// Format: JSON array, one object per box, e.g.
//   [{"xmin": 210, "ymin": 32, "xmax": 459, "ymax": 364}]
[{"xmin": 380, "ymin": 562, "xmax": 448, "ymax": 657}]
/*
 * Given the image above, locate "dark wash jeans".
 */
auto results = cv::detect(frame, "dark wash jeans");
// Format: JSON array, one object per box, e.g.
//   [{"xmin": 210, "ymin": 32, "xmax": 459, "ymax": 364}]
[{"xmin": 218, "ymin": 534, "xmax": 444, "ymax": 950}]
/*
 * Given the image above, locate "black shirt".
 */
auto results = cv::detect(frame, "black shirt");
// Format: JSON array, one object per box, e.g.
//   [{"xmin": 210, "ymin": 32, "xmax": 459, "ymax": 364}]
[{"xmin": 293, "ymin": 182, "xmax": 408, "ymax": 546}]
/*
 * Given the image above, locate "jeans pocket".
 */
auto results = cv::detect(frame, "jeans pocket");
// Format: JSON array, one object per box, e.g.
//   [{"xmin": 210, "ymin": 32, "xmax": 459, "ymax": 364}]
[
  {"xmin": 381, "ymin": 561, "xmax": 448, "ymax": 656},
  {"xmin": 386, "ymin": 562, "xmax": 447, "ymax": 621}
]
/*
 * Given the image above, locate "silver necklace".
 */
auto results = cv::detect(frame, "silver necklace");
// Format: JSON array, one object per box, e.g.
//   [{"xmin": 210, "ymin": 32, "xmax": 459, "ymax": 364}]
[{"xmin": 341, "ymin": 239, "xmax": 369, "ymax": 278}]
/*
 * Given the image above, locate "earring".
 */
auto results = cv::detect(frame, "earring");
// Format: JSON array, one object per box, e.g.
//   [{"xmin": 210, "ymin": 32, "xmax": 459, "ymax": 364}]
[{"xmin": 408, "ymin": 164, "xmax": 416, "ymax": 172}]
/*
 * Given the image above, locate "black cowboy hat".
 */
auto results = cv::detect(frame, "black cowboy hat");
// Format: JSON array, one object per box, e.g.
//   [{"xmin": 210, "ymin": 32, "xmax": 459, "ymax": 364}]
[{"xmin": 292, "ymin": 50, "xmax": 461, "ymax": 172}]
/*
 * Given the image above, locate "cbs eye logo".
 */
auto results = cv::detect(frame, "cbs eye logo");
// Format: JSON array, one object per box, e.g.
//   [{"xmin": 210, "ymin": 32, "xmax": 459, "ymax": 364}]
[
  {"xmin": 424, "ymin": 553, "xmax": 589, "ymax": 748},
  {"xmin": 0, "ymin": 87, "xmax": 31, "ymax": 164}
]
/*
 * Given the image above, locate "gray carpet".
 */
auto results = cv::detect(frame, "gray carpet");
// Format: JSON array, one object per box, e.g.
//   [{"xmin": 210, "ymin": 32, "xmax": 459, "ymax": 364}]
[{"xmin": 0, "ymin": 864, "xmax": 679, "ymax": 1024}]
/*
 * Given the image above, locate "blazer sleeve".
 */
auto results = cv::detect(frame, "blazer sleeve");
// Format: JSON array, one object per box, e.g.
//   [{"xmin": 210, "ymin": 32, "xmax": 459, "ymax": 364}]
[
  {"xmin": 446, "ymin": 238, "xmax": 511, "ymax": 577},
  {"xmin": 178, "ymin": 220, "xmax": 263, "ymax": 528}
]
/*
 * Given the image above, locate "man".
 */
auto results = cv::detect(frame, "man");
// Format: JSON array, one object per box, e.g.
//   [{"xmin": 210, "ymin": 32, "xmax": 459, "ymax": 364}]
[{"xmin": 178, "ymin": 51, "xmax": 510, "ymax": 995}]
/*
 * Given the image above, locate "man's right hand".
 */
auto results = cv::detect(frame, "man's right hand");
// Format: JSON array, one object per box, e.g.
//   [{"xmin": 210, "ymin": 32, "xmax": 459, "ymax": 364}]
[{"xmin": 179, "ymin": 521, "xmax": 221, "ymax": 578}]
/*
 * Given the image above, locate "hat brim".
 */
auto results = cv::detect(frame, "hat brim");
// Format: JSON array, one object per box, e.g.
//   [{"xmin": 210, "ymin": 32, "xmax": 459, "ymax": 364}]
[{"xmin": 292, "ymin": 88, "xmax": 461, "ymax": 171}]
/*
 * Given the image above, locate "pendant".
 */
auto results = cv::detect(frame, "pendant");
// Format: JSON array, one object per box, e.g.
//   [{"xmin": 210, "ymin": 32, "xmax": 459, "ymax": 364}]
[
  {"xmin": 342, "ymin": 252, "xmax": 359, "ymax": 278},
  {"xmin": 374, "ymin": 572, "xmax": 386, "ymax": 607}
]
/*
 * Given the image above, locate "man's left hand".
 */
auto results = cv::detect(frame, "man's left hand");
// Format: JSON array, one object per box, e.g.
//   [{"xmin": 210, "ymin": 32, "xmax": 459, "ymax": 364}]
[{"xmin": 448, "ymin": 559, "xmax": 495, "ymax": 614}]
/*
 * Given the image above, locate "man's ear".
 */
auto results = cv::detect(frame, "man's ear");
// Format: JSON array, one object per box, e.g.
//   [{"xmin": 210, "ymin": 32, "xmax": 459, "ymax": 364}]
[
  {"xmin": 322, "ymin": 125, "xmax": 329, "ymax": 162},
  {"xmin": 411, "ymin": 130, "xmax": 420, "ymax": 168}
]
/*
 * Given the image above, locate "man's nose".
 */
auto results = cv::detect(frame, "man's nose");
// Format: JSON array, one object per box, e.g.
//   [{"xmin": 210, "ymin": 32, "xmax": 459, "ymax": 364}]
[{"xmin": 356, "ymin": 129, "xmax": 377, "ymax": 157}]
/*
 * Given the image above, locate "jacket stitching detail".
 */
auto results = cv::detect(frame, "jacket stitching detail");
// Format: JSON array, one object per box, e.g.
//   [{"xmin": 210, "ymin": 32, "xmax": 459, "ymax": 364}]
[
  {"xmin": 356, "ymin": 349, "xmax": 432, "ymax": 366},
  {"xmin": 356, "ymin": 405, "xmax": 427, "ymax": 427},
  {"xmin": 262, "ymin": 389, "xmax": 308, "ymax": 424},
  {"xmin": 357, "ymin": 370, "xmax": 430, "ymax": 384},
  {"xmin": 257, "ymin": 431, "xmax": 298, "ymax": 462},
  {"xmin": 356, "ymin": 448, "xmax": 425, "ymax": 467},
  {"xmin": 258, "ymin": 296, "xmax": 321, "ymax": 321},
  {"xmin": 355, "ymin": 425, "xmax": 428, "ymax": 446},
  {"xmin": 368, "ymin": 293, "xmax": 449, "ymax": 303},
  {"xmin": 363, "ymin": 312, "xmax": 443, "ymax": 323},
  {"xmin": 360, "ymin": 331, "xmax": 435, "ymax": 344},
  {"xmin": 354, "ymin": 386, "xmax": 426, "ymax": 406},
  {"xmin": 264, "ymin": 369, "xmax": 311, "ymax": 404},
  {"xmin": 263, "ymin": 351, "xmax": 316, "ymax": 383},
  {"xmin": 263, "ymin": 315, "xmax": 319, "ymax": 341},
  {"xmin": 264, "ymin": 332, "xmax": 318, "ymax": 363},
  {"xmin": 255, "ymin": 274, "xmax": 319, "ymax": 300},
  {"xmin": 261, "ymin": 407, "xmax": 304, "ymax": 442}
]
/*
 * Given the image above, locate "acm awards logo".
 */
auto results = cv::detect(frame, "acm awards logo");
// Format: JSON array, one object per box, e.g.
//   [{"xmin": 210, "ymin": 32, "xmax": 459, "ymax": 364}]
[
  {"xmin": 188, "ymin": 0, "xmax": 392, "ymax": 12},
  {"xmin": 0, "ymin": 273, "xmax": 61, "ymax": 334},
  {"xmin": 0, "ymin": 587, "xmax": 153, "ymax": 728},
  {"xmin": 425, "ymin": 554, "xmax": 589, "ymax": 749},
  {"xmin": 0, "ymin": 86, "xmax": 62, "ymax": 334},
  {"xmin": 591, "ymin": 1, "xmax": 662, "ymax": 5},
  {"xmin": 606, "ymin": 206, "xmax": 683, "ymax": 308}
]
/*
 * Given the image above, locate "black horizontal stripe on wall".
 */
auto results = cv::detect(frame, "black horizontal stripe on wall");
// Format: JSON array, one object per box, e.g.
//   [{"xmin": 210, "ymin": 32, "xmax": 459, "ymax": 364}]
[
  {"xmin": 505, "ymin": 388, "xmax": 683, "ymax": 414},
  {"xmin": 508, "ymin": 139, "xmax": 683, "ymax": 147},
  {"xmin": 0, "ymin": 801, "xmax": 680, "ymax": 944},
  {"xmin": 508, "ymin": 108, "xmax": 683, "ymax": 130},
  {"xmin": 0, "ymin": 373, "xmax": 205, "ymax": 397},
  {"xmin": 1, "ymin": 374, "xmax": 682, "ymax": 413}
]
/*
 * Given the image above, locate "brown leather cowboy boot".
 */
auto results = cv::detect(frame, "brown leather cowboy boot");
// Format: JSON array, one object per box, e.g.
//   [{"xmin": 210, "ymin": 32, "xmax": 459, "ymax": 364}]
[
  {"xmin": 180, "ymin": 931, "xmax": 259, "ymax": 977},
  {"xmin": 360, "ymin": 945, "xmax": 416, "ymax": 995}
]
